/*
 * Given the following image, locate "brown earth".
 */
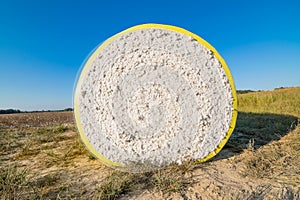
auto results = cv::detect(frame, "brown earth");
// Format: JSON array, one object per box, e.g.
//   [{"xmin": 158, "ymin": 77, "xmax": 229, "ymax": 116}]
[{"xmin": 0, "ymin": 111, "xmax": 299, "ymax": 199}]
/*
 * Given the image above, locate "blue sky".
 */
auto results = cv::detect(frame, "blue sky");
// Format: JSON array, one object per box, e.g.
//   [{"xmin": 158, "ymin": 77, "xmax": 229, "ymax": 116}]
[{"xmin": 0, "ymin": 0, "xmax": 299, "ymax": 110}]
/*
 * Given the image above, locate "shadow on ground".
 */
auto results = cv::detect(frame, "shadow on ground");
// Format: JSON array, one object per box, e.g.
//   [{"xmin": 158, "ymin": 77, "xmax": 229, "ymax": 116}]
[{"xmin": 213, "ymin": 112, "xmax": 299, "ymax": 160}]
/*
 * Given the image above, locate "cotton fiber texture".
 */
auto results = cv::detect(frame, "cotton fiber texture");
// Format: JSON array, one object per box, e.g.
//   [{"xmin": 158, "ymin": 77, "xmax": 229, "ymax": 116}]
[{"xmin": 74, "ymin": 24, "xmax": 237, "ymax": 172}]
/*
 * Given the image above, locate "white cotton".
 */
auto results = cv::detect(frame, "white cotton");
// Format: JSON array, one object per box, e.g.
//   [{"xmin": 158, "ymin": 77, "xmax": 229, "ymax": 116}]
[{"xmin": 74, "ymin": 26, "xmax": 235, "ymax": 171}]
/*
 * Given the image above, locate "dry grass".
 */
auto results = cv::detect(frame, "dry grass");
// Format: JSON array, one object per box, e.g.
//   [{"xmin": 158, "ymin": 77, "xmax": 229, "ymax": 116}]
[
  {"xmin": 0, "ymin": 123, "xmax": 96, "ymax": 199},
  {"xmin": 238, "ymin": 87, "xmax": 300, "ymax": 117},
  {"xmin": 0, "ymin": 166, "xmax": 30, "ymax": 199},
  {"xmin": 1, "ymin": 87, "xmax": 300, "ymax": 199},
  {"xmin": 237, "ymin": 87, "xmax": 300, "ymax": 187},
  {"xmin": 97, "ymin": 161, "xmax": 195, "ymax": 199},
  {"xmin": 242, "ymin": 126, "xmax": 300, "ymax": 184},
  {"xmin": 150, "ymin": 162, "xmax": 193, "ymax": 194},
  {"xmin": 226, "ymin": 112, "xmax": 298, "ymax": 152},
  {"xmin": 98, "ymin": 172, "xmax": 135, "ymax": 200}
]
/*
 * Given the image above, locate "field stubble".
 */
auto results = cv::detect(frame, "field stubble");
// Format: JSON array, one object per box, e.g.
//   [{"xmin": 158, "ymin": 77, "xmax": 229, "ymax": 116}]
[{"xmin": 1, "ymin": 87, "xmax": 300, "ymax": 199}]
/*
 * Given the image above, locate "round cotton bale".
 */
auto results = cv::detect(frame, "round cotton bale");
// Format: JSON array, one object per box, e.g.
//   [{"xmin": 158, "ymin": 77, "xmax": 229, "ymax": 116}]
[{"xmin": 74, "ymin": 24, "xmax": 237, "ymax": 172}]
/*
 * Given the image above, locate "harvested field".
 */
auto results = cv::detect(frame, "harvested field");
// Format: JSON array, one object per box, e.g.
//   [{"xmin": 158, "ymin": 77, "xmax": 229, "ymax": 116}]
[
  {"xmin": 0, "ymin": 111, "xmax": 74, "ymax": 129},
  {"xmin": 1, "ymin": 87, "xmax": 300, "ymax": 199}
]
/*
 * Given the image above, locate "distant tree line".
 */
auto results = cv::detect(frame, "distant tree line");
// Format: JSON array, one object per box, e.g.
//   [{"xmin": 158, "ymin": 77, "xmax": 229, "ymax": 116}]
[
  {"xmin": 0, "ymin": 108, "xmax": 73, "ymax": 114},
  {"xmin": 0, "ymin": 109, "xmax": 21, "ymax": 114},
  {"xmin": 236, "ymin": 90, "xmax": 256, "ymax": 94},
  {"xmin": 237, "ymin": 87, "xmax": 289, "ymax": 94},
  {"xmin": 274, "ymin": 87, "xmax": 287, "ymax": 90}
]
